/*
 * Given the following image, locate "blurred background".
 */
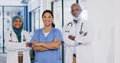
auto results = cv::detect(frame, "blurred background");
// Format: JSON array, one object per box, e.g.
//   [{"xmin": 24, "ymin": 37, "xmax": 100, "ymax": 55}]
[{"xmin": 0, "ymin": 0, "xmax": 119, "ymax": 63}]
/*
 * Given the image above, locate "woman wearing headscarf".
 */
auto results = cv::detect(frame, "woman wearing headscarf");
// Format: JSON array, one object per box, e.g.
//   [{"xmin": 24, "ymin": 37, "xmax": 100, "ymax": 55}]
[{"xmin": 5, "ymin": 16, "xmax": 31, "ymax": 63}]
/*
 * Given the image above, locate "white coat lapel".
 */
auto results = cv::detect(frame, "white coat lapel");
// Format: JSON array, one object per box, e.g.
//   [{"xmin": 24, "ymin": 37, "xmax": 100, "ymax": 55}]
[
  {"xmin": 11, "ymin": 30, "xmax": 18, "ymax": 42},
  {"xmin": 21, "ymin": 30, "xmax": 31, "ymax": 63}
]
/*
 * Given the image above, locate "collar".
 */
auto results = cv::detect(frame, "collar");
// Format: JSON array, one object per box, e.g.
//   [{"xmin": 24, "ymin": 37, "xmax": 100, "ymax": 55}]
[{"xmin": 73, "ymin": 19, "xmax": 80, "ymax": 24}]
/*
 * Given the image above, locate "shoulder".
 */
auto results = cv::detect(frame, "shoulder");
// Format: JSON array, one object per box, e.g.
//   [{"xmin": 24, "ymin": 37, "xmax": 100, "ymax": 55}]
[
  {"xmin": 22, "ymin": 30, "xmax": 30, "ymax": 35},
  {"xmin": 5, "ymin": 29, "xmax": 13, "ymax": 34},
  {"xmin": 80, "ymin": 18, "xmax": 90, "ymax": 26},
  {"xmin": 52, "ymin": 28, "xmax": 62, "ymax": 34},
  {"xmin": 80, "ymin": 18, "xmax": 86, "ymax": 23},
  {"xmin": 34, "ymin": 29, "xmax": 42, "ymax": 34},
  {"xmin": 53, "ymin": 28, "xmax": 61, "ymax": 32}
]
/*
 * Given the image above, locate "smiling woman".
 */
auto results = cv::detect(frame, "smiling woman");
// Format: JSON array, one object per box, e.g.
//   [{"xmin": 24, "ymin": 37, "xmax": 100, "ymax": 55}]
[
  {"xmin": 13, "ymin": 17, "xmax": 23, "ymax": 29},
  {"xmin": 5, "ymin": 16, "xmax": 31, "ymax": 63},
  {"xmin": 30, "ymin": 10, "xmax": 63, "ymax": 63}
]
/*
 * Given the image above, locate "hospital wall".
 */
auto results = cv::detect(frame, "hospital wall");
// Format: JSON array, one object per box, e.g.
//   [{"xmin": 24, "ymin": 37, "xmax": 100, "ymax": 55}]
[
  {"xmin": 0, "ymin": 0, "xmax": 27, "ymax": 6},
  {"xmin": 114, "ymin": 0, "xmax": 120, "ymax": 63},
  {"xmin": 89, "ymin": 0, "xmax": 120, "ymax": 63}
]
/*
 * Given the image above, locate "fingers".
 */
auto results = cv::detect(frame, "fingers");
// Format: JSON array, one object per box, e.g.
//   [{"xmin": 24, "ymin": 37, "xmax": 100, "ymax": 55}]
[
  {"xmin": 34, "ymin": 40, "xmax": 39, "ymax": 43},
  {"xmin": 84, "ymin": 32, "xmax": 87, "ymax": 36},
  {"xmin": 68, "ymin": 35, "xmax": 75, "ymax": 40},
  {"xmin": 54, "ymin": 38, "xmax": 59, "ymax": 42},
  {"xmin": 9, "ymin": 40, "xmax": 12, "ymax": 42},
  {"xmin": 9, "ymin": 40, "xmax": 17, "ymax": 42},
  {"xmin": 53, "ymin": 38, "xmax": 61, "ymax": 45},
  {"xmin": 33, "ymin": 40, "xmax": 39, "ymax": 44},
  {"xmin": 26, "ymin": 42, "xmax": 31, "ymax": 47},
  {"xmin": 32, "ymin": 40, "xmax": 39, "ymax": 47}
]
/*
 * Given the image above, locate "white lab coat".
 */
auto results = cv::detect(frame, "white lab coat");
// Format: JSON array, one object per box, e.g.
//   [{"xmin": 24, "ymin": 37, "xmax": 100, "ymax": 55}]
[
  {"xmin": 63, "ymin": 18, "xmax": 94, "ymax": 63},
  {"xmin": 5, "ymin": 29, "xmax": 31, "ymax": 63}
]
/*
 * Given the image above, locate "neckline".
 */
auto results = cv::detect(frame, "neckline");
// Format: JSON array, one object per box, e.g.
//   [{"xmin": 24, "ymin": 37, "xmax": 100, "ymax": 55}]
[{"xmin": 42, "ymin": 28, "xmax": 53, "ymax": 38}]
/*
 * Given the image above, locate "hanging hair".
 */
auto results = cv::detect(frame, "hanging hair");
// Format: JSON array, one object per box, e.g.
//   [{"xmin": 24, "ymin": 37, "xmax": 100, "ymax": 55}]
[
  {"xmin": 52, "ymin": 23, "xmax": 55, "ymax": 28},
  {"xmin": 42, "ymin": 10, "xmax": 55, "ymax": 28}
]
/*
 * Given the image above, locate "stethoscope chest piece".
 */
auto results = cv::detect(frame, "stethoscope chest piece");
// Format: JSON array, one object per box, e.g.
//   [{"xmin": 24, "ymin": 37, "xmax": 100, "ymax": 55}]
[{"xmin": 23, "ymin": 35, "xmax": 26, "ymax": 42}]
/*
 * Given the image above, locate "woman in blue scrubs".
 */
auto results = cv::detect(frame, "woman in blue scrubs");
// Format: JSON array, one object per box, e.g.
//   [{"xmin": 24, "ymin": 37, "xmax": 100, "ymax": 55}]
[{"xmin": 30, "ymin": 10, "xmax": 63, "ymax": 63}]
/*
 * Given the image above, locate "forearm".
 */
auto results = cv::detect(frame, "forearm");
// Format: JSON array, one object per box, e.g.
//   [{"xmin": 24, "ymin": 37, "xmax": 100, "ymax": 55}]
[
  {"xmin": 64, "ymin": 37, "xmax": 77, "ymax": 46},
  {"xmin": 40, "ymin": 41, "xmax": 61, "ymax": 49},
  {"xmin": 63, "ymin": 33, "xmax": 76, "ymax": 46},
  {"xmin": 6, "ymin": 42, "xmax": 19, "ymax": 51},
  {"xmin": 33, "ymin": 46, "xmax": 48, "ymax": 51},
  {"xmin": 32, "ymin": 38, "xmax": 61, "ymax": 50}
]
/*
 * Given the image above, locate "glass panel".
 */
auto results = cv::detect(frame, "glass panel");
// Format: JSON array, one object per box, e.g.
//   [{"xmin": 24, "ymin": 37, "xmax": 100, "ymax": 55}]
[
  {"xmin": 31, "ymin": 11, "xmax": 35, "ymax": 33},
  {"xmin": 35, "ymin": 8, "xmax": 40, "ymax": 30},
  {"xmin": 53, "ymin": 0, "xmax": 62, "ymax": 30},
  {"xmin": 0, "ymin": 7, "xmax": 3, "ymax": 53},
  {"xmin": 30, "ymin": 7, "xmax": 40, "ymax": 33}
]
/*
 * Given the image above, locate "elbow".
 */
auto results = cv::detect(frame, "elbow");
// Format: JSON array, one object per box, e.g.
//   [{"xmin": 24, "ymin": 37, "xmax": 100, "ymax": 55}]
[
  {"xmin": 54, "ymin": 42, "xmax": 61, "ymax": 49},
  {"xmin": 54, "ymin": 45, "xmax": 61, "ymax": 49}
]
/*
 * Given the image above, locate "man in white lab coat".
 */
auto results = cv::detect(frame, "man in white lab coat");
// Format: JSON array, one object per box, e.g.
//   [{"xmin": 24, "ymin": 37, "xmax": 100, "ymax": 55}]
[
  {"xmin": 5, "ymin": 16, "xmax": 31, "ymax": 63},
  {"xmin": 63, "ymin": 3, "xmax": 94, "ymax": 63}
]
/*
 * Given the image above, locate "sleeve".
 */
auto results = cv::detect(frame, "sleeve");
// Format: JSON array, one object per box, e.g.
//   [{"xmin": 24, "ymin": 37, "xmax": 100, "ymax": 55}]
[
  {"xmin": 5, "ymin": 31, "xmax": 21, "ymax": 51},
  {"xmin": 30, "ymin": 30, "xmax": 39, "ymax": 44},
  {"xmin": 54, "ymin": 29, "xmax": 63, "ymax": 42},
  {"xmin": 62, "ymin": 24, "xmax": 77, "ymax": 46},
  {"xmin": 20, "ymin": 31, "xmax": 31, "ymax": 51},
  {"xmin": 75, "ymin": 20, "xmax": 93, "ymax": 45},
  {"xmin": 15, "ymin": 31, "xmax": 31, "ymax": 51}
]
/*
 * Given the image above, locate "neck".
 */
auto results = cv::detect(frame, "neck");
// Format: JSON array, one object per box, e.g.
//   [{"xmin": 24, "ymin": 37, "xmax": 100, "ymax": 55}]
[{"xmin": 43, "ymin": 26, "xmax": 52, "ymax": 33}]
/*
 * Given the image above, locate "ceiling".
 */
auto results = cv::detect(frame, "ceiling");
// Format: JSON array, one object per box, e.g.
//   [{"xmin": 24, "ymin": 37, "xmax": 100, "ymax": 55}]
[{"xmin": 0, "ymin": 0, "xmax": 30, "ymax": 14}]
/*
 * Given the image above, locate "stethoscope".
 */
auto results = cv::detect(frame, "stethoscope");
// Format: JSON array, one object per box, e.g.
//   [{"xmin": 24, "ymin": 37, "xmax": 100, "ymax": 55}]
[
  {"xmin": 65, "ymin": 21, "xmax": 84, "ymax": 35},
  {"xmin": 79, "ymin": 22, "xmax": 83, "ymax": 34},
  {"xmin": 10, "ymin": 31, "xmax": 26, "ymax": 42},
  {"xmin": 23, "ymin": 35, "xmax": 26, "ymax": 42},
  {"xmin": 65, "ymin": 22, "xmax": 73, "ymax": 32}
]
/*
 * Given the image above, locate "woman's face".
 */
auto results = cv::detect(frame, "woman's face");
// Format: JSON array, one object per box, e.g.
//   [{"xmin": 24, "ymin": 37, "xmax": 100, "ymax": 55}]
[
  {"xmin": 42, "ymin": 12, "xmax": 53, "ymax": 27},
  {"xmin": 13, "ymin": 18, "xmax": 23, "ymax": 29}
]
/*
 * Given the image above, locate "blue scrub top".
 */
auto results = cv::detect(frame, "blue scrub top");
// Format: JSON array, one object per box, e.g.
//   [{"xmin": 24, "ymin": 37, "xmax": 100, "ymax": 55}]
[{"xmin": 30, "ymin": 28, "xmax": 63, "ymax": 63}]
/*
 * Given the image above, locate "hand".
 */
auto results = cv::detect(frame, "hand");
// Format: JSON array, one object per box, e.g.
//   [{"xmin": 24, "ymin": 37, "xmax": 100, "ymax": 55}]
[
  {"xmin": 32, "ymin": 40, "xmax": 41, "ymax": 47},
  {"xmin": 9, "ymin": 40, "xmax": 17, "ymax": 42},
  {"xmin": 78, "ymin": 43, "xmax": 82, "ymax": 45},
  {"xmin": 68, "ymin": 35, "xmax": 75, "ymax": 41},
  {"xmin": 53, "ymin": 38, "xmax": 59, "ymax": 43},
  {"xmin": 9, "ymin": 40, "xmax": 13, "ymax": 42},
  {"xmin": 26, "ymin": 42, "xmax": 31, "ymax": 47},
  {"xmin": 83, "ymin": 32, "xmax": 87, "ymax": 36},
  {"xmin": 53, "ymin": 38, "xmax": 61, "ymax": 46}
]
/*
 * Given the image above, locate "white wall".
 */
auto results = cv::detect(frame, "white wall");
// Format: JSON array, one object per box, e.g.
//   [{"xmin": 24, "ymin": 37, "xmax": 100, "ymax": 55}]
[
  {"xmin": 88, "ymin": 0, "xmax": 115, "ymax": 63},
  {"xmin": 0, "ymin": 0, "xmax": 27, "ymax": 6},
  {"xmin": 114, "ymin": 0, "xmax": 120, "ymax": 63}
]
